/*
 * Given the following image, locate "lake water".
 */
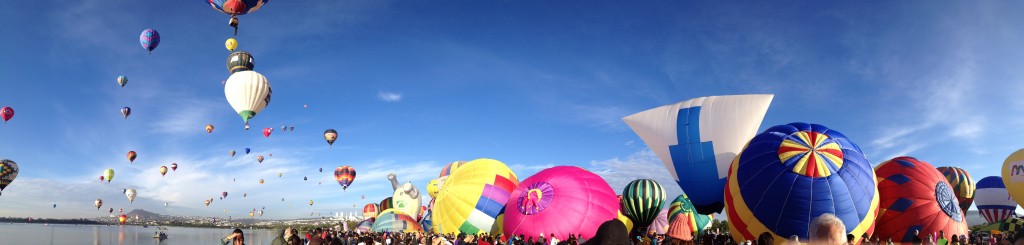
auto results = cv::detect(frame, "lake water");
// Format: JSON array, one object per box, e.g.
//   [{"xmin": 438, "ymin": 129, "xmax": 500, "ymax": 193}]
[{"xmin": 0, "ymin": 223, "xmax": 280, "ymax": 245}]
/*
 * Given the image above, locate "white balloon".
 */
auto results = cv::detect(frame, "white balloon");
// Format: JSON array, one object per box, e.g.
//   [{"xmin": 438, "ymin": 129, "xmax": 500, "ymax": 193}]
[
  {"xmin": 224, "ymin": 71, "xmax": 271, "ymax": 125},
  {"xmin": 125, "ymin": 189, "xmax": 137, "ymax": 203}
]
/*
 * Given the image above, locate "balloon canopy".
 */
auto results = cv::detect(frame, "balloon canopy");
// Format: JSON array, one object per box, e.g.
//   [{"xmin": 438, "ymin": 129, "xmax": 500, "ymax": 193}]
[
  {"xmin": 227, "ymin": 51, "xmax": 254, "ymax": 74},
  {"xmin": 647, "ymin": 209, "xmax": 669, "ymax": 235},
  {"xmin": 372, "ymin": 209, "xmax": 423, "ymax": 233},
  {"xmin": 937, "ymin": 166, "xmax": 975, "ymax": 213},
  {"xmin": 139, "ymin": 29, "xmax": 159, "ymax": 53},
  {"xmin": 334, "ymin": 166, "xmax": 356, "ymax": 190},
  {"xmin": 874, "ymin": 157, "xmax": 968, "ymax": 243},
  {"xmin": 502, "ymin": 166, "xmax": 619, "ymax": 241},
  {"xmin": 363, "ymin": 203, "xmax": 380, "ymax": 219},
  {"xmin": 622, "ymin": 179, "xmax": 667, "ymax": 230},
  {"xmin": 667, "ymin": 193, "xmax": 713, "ymax": 239},
  {"xmin": 1002, "ymin": 148, "xmax": 1024, "ymax": 210},
  {"xmin": 976, "ymin": 176, "xmax": 1017, "ymax": 224},
  {"xmin": 0, "ymin": 159, "xmax": 18, "ymax": 195},
  {"xmin": 357, "ymin": 219, "xmax": 374, "ymax": 233},
  {"xmin": 725, "ymin": 123, "xmax": 878, "ymax": 244},
  {"xmin": 427, "ymin": 179, "xmax": 440, "ymax": 198},
  {"xmin": 434, "ymin": 158, "xmax": 519, "ymax": 234},
  {"xmin": 224, "ymin": 70, "xmax": 271, "ymax": 125}
]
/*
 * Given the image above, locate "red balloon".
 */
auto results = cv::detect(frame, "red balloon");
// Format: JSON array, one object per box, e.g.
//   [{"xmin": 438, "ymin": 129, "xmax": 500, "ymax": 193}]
[
  {"xmin": 263, "ymin": 128, "xmax": 272, "ymax": 138},
  {"xmin": 874, "ymin": 157, "xmax": 968, "ymax": 243},
  {"xmin": 170, "ymin": 163, "xmax": 178, "ymax": 171},
  {"xmin": 0, "ymin": 106, "xmax": 13, "ymax": 123}
]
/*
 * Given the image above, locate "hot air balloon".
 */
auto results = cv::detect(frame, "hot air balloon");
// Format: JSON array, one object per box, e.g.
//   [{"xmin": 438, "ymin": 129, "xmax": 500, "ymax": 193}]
[
  {"xmin": 364, "ymin": 203, "xmax": 380, "ymax": 219},
  {"xmin": 647, "ymin": 209, "xmax": 670, "ymax": 235},
  {"xmin": 1002, "ymin": 148, "xmax": 1024, "ymax": 210},
  {"xmin": 139, "ymin": 29, "xmax": 159, "ymax": 54},
  {"xmin": 249, "ymin": 211, "xmax": 254, "ymax": 217},
  {"xmin": 243, "ymin": 193, "xmax": 247, "ymax": 197},
  {"xmin": 99, "ymin": 176, "xmax": 104, "ymax": 182},
  {"xmin": 380, "ymin": 197, "xmax": 393, "ymax": 211},
  {"xmin": 122, "ymin": 189, "xmax": 126, "ymax": 194},
  {"xmin": 278, "ymin": 172, "xmax": 282, "ymax": 178},
  {"xmin": 227, "ymin": 51, "xmax": 254, "ymax": 74},
  {"xmin": 938, "ymin": 166, "xmax": 975, "ymax": 212},
  {"xmin": 372, "ymin": 209, "xmax": 423, "ymax": 232},
  {"xmin": 324, "ymin": 129, "xmax": 338, "ymax": 146},
  {"xmin": 0, "ymin": 159, "xmax": 17, "ymax": 196},
  {"xmin": 437, "ymin": 161, "xmax": 466, "ymax": 189},
  {"xmin": 126, "ymin": 151, "xmax": 137, "ymax": 164},
  {"xmin": 319, "ymin": 167, "xmax": 322, "ymax": 173},
  {"xmin": 0, "ymin": 107, "xmax": 13, "ymax": 124},
  {"xmin": 108, "ymin": 207, "xmax": 113, "ymax": 213},
  {"xmin": 434, "ymin": 158, "xmax": 519, "ymax": 234},
  {"xmin": 280, "ymin": 125, "xmax": 286, "ymax": 131},
  {"xmin": 977, "ymin": 176, "xmax": 1017, "ymax": 224},
  {"xmin": 104, "ymin": 169, "xmax": 115, "ymax": 183},
  {"xmin": 334, "ymin": 166, "xmax": 356, "ymax": 191},
  {"xmin": 224, "ymin": 70, "xmax": 271, "ymax": 128},
  {"xmin": 159, "ymin": 166, "xmax": 168, "ymax": 177},
  {"xmin": 206, "ymin": 0, "xmax": 269, "ymax": 35},
  {"xmin": 259, "ymin": 179, "xmax": 264, "ymax": 184},
  {"xmin": 164, "ymin": 203, "xmax": 168, "ymax": 207},
  {"xmin": 225, "ymin": 38, "xmax": 237, "ymax": 52},
  {"xmin": 309, "ymin": 200, "xmax": 314, "ymax": 206},
  {"xmin": 230, "ymin": 150, "xmax": 236, "ymax": 157},
  {"xmin": 667, "ymin": 194, "xmax": 713, "ymax": 239},
  {"xmin": 222, "ymin": 192, "xmax": 228, "ymax": 199},
  {"xmin": 391, "ymin": 182, "xmax": 422, "ymax": 218},
  {"xmin": 206, "ymin": 124, "xmax": 215, "ymax": 133},
  {"xmin": 262, "ymin": 128, "xmax": 272, "ymax": 138},
  {"xmin": 95, "ymin": 199, "xmax": 103, "ymax": 209},
  {"xmin": 503, "ymin": 166, "xmax": 619, "ymax": 241},
  {"xmin": 117, "ymin": 76, "xmax": 127, "ymax": 87},
  {"xmin": 289, "ymin": 126, "xmax": 294, "ymax": 131},
  {"xmin": 118, "ymin": 214, "xmax": 127, "ymax": 225},
  {"xmin": 303, "ymin": 176, "xmax": 307, "ymax": 181},
  {"xmin": 170, "ymin": 163, "xmax": 178, "ymax": 171},
  {"xmin": 357, "ymin": 219, "xmax": 374, "ymax": 233},
  {"xmin": 119, "ymin": 208, "xmax": 123, "ymax": 213},
  {"xmin": 621, "ymin": 179, "xmax": 666, "ymax": 232},
  {"xmin": 257, "ymin": 155, "xmax": 264, "ymax": 163},
  {"xmin": 244, "ymin": 148, "xmax": 250, "ymax": 154},
  {"xmin": 121, "ymin": 107, "xmax": 131, "ymax": 119},
  {"xmin": 724, "ymin": 123, "xmax": 879, "ymax": 244},
  {"xmin": 426, "ymin": 179, "xmax": 439, "ymax": 199},
  {"xmin": 125, "ymin": 189, "xmax": 137, "ymax": 203},
  {"xmin": 361, "ymin": 195, "xmax": 365, "ymax": 199},
  {"xmin": 624, "ymin": 94, "xmax": 772, "ymax": 215},
  {"xmin": 258, "ymin": 210, "xmax": 263, "ymax": 217},
  {"xmin": 204, "ymin": 199, "xmax": 212, "ymax": 206},
  {"xmin": 874, "ymin": 157, "xmax": 968, "ymax": 244}
]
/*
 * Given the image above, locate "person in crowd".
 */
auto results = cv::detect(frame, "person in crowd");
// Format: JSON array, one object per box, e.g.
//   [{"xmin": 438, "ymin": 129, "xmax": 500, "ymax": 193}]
[
  {"xmin": 270, "ymin": 228, "xmax": 287, "ymax": 245},
  {"xmin": 912, "ymin": 230, "xmax": 923, "ymax": 245},
  {"xmin": 756, "ymin": 232, "xmax": 773, "ymax": 245},
  {"xmin": 309, "ymin": 228, "xmax": 326, "ymax": 245},
  {"xmin": 220, "ymin": 228, "xmax": 246, "ymax": 245},
  {"xmin": 287, "ymin": 228, "xmax": 302, "ymax": 245},
  {"xmin": 937, "ymin": 231, "xmax": 948, "ymax": 245},
  {"xmin": 808, "ymin": 213, "xmax": 846, "ymax": 245}
]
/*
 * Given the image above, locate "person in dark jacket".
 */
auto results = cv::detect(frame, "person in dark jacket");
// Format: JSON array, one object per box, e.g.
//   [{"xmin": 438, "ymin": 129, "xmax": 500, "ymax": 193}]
[
  {"xmin": 310, "ymin": 228, "xmax": 326, "ymax": 245},
  {"xmin": 286, "ymin": 228, "xmax": 303, "ymax": 245}
]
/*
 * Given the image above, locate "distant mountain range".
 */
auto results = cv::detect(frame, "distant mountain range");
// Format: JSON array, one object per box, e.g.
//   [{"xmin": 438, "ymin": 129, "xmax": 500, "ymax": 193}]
[{"xmin": 124, "ymin": 209, "xmax": 169, "ymax": 220}]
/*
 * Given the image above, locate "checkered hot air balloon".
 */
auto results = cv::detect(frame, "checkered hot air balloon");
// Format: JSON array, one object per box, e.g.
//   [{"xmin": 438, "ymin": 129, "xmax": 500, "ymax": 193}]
[
  {"xmin": 874, "ymin": 157, "xmax": 968, "ymax": 243},
  {"xmin": 334, "ymin": 166, "xmax": 356, "ymax": 191},
  {"xmin": 725, "ymin": 123, "xmax": 879, "ymax": 244}
]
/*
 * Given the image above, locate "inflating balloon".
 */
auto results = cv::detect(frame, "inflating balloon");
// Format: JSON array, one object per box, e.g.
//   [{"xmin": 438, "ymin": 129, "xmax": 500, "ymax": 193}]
[
  {"xmin": 1002, "ymin": 148, "xmax": 1024, "ymax": 210},
  {"xmin": 725, "ymin": 123, "xmax": 878, "ymax": 244},
  {"xmin": 117, "ymin": 76, "xmax": 127, "ymax": 87},
  {"xmin": 372, "ymin": 209, "xmax": 423, "ymax": 232},
  {"xmin": 224, "ymin": 70, "xmax": 271, "ymax": 128},
  {"xmin": 380, "ymin": 197, "xmax": 393, "ymax": 211},
  {"xmin": 874, "ymin": 157, "xmax": 968, "ymax": 244},
  {"xmin": 937, "ymin": 166, "xmax": 975, "ymax": 212},
  {"xmin": 437, "ymin": 161, "xmax": 466, "ymax": 189},
  {"xmin": 667, "ymin": 194, "xmax": 712, "ymax": 239},
  {"xmin": 977, "ymin": 176, "xmax": 1017, "ymax": 224},
  {"xmin": 434, "ymin": 158, "xmax": 519, "ymax": 234},
  {"xmin": 648, "ymin": 209, "xmax": 669, "ymax": 235},
  {"xmin": 0, "ymin": 159, "xmax": 17, "ymax": 196},
  {"xmin": 363, "ymin": 203, "xmax": 380, "ymax": 219},
  {"xmin": 621, "ymin": 179, "xmax": 666, "ymax": 232},
  {"xmin": 391, "ymin": 182, "xmax": 422, "ymax": 218},
  {"xmin": 334, "ymin": 166, "xmax": 356, "ymax": 191},
  {"xmin": 503, "ymin": 166, "xmax": 619, "ymax": 241},
  {"xmin": 104, "ymin": 169, "xmax": 115, "ymax": 183},
  {"xmin": 225, "ymin": 38, "xmax": 237, "ymax": 52},
  {"xmin": 624, "ymin": 94, "xmax": 773, "ymax": 215},
  {"xmin": 121, "ymin": 107, "xmax": 131, "ymax": 119},
  {"xmin": 1, "ymin": 107, "xmax": 14, "ymax": 124},
  {"xmin": 159, "ymin": 166, "xmax": 168, "ymax": 177},
  {"xmin": 139, "ymin": 29, "xmax": 159, "ymax": 54},
  {"xmin": 357, "ymin": 219, "xmax": 374, "ymax": 233},
  {"xmin": 227, "ymin": 51, "xmax": 254, "ymax": 74}
]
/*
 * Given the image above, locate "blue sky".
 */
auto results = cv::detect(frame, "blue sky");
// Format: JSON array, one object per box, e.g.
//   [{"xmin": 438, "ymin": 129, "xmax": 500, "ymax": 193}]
[{"xmin": 0, "ymin": 1, "xmax": 1022, "ymax": 219}]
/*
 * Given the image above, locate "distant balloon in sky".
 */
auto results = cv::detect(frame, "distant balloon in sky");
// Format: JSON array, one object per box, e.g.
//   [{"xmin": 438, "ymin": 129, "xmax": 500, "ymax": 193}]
[
  {"xmin": 304, "ymin": 176, "xmax": 307, "ymax": 181},
  {"xmin": 257, "ymin": 155, "xmax": 264, "ymax": 163},
  {"xmin": 280, "ymin": 125, "xmax": 286, "ymax": 131},
  {"xmin": 1, "ymin": 107, "xmax": 14, "ymax": 124},
  {"xmin": 319, "ymin": 167, "xmax": 323, "ymax": 173},
  {"xmin": 259, "ymin": 179, "xmax": 264, "ymax": 184},
  {"xmin": 164, "ymin": 203, "xmax": 168, "ymax": 207},
  {"xmin": 335, "ymin": 166, "xmax": 356, "ymax": 191},
  {"xmin": 227, "ymin": 51, "xmax": 254, "ymax": 74},
  {"xmin": 623, "ymin": 94, "xmax": 773, "ymax": 215},
  {"xmin": 98, "ymin": 176, "xmax": 104, "ymax": 182},
  {"xmin": 244, "ymin": 148, "xmax": 250, "ymax": 154},
  {"xmin": 0, "ymin": 159, "xmax": 17, "ymax": 196},
  {"xmin": 127, "ymin": 151, "xmax": 137, "ymax": 164},
  {"xmin": 125, "ymin": 188, "xmax": 137, "ymax": 203},
  {"xmin": 121, "ymin": 107, "xmax": 131, "ymax": 119},
  {"xmin": 225, "ymin": 38, "xmax": 237, "ymax": 52},
  {"xmin": 222, "ymin": 192, "xmax": 228, "ymax": 199},
  {"xmin": 159, "ymin": 166, "xmax": 168, "ymax": 177},
  {"xmin": 139, "ymin": 29, "xmax": 159, "ymax": 54},
  {"xmin": 104, "ymin": 169, "xmax": 114, "ymax": 182},
  {"xmin": 206, "ymin": 124, "xmax": 215, "ymax": 134},
  {"xmin": 117, "ymin": 76, "xmax": 127, "ymax": 87},
  {"xmin": 95, "ymin": 199, "xmax": 103, "ymax": 209},
  {"xmin": 108, "ymin": 207, "xmax": 113, "ymax": 213},
  {"xmin": 324, "ymin": 129, "xmax": 338, "ymax": 146},
  {"xmin": 170, "ymin": 163, "xmax": 178, "ymax": 171},
  {"xmin": 278, "ymin": 172, "xmax": 282, "ymax": 178},
  {"xmin": 224, "ymin": 70, "xmax": 271, "ymax": 128},
  {"xmin": 119, "ymin": 214, "xmax": 127, "ymax": 225},
  {"xmin": 230, "ymin": 150, "xmax": 236, "ymax": 157},
  {"xmin": 262, "ymin": 128, "xmax": 272, "ymax": 138},
  {"xmin": 206, "ymin": 0, "xmax": 269, "ymax": 35}
]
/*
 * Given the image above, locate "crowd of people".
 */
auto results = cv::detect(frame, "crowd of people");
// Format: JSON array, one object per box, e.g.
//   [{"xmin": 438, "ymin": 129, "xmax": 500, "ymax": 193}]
[{"xmin": 216, "ymin": 214, "xmax": 1024, "ymax": 245}]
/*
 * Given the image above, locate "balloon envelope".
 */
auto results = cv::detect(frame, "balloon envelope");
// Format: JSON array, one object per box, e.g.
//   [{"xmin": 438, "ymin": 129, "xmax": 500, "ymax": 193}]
[
  {"xmin": 125, "ymin": 189, "xmax": 137, "ymax": 203},
  {"xmin": 225, "ymin": 38, "xmax": 237, "ymax": 51},
  {"xmin": 426, "ymin": 179, "xmax": 439, "ymax": 198},
  {"xmin": 0, "ymin": 159, "xmax": 17, "ymax": 194},
  {"xmin": 976, "ymin": 176, "xmax": 1017, "ymax": 224},
  {"xmin": 324, "ymin": 129, "xmax": 338, "ymax": 146},
  {"xmin": 667, "ymin": 194, "xmax": 713, "ymax": 239},
  {"xmin": 334, "ymin": 166, "xmax": 356, "ymax": 190},
  {"xmin": 139, "ymin": 29, "xmax": 159, "ymax": 53},
  {"xmin": 434, "ymin": 158, "xmax": 518, "ymax": 234},
  {"xmin": 357, "ymin": 219, "xmax": 375, "ymax": 233},
  {"xmin": 224, "ymin": 71, "xmax": 271, "ymax": 124},
  {"xmin": 874, "ymin": 157, "xmax": 968, "ymax": 243},
  {"xmin": 622, "ymin": 179, "xmax": 666, "ymax": 230},
  {"xmin": 623, "ymin": 94, "xmax": 773, "ymax": 215},
  {"xmin": 938, "ymin": 166, "xmax": 975, "ymax": 212},
  {"xmin": 372, "ymin": 209, "xmax": 423, "ymax": 232},
  {"xmin": 725, "ymin": 123, "xmax": 878, "ymax": 244},
  {"xmin": 503, "ymin": 166, "xmax": 619, "ymax": 241},
  {"xmin": 1001, "ymin": 148, "xmax": 1024, "ymax": 211},
  {"xmin": 207, "ymin": 0, "xmax": 268, "ymax": 16},
  {"xmin": 103, "ymin": 169, "xmax": 115, "ymax": 182},
  {"xmin": 363, "ymin": 203, "xmax": 380, "ymax": 219}
]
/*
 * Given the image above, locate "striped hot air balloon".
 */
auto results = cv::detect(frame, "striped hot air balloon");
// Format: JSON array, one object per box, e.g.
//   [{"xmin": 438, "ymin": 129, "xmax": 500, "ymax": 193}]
[
  {"xmin": 380, "ymin": 197, "xmax": 392, "ymax": 211},
  {"xmin": 372, "ymin": 209, "xmax": 423, "ymax": 232},
  {"xmin": 667, "ymin": 194, "xmax": 713, "ymax": 239},
  {"xmin": 874, "ymin": 157, "xmax": 968, "ymax": 244},
  {"xmin": 725, "ymin": 123, "xmax": 879, "ymax": 244},
  {"xmin": 334, "ymin": 166, "xmax": 356, "ymax": 191},
  {"xmin": 434, "ymin": 158, "xmax": 518, "ymax": 234},
  {"xmin": 621, "ymin": 179, "xmax": 667, "ymax": 232},
  {"xmin": 976, "ymin": 176, "xmax": 1017, "ymax": 224},
  {"xmin": 937, "ymin": 166, "xmax": 975, "ymax": 212},
  {"xmin": 438, "ymin": 161, "xmax": 467, "ymax": 189},
  {"xmin": 363, "ymin": 203, "xmax": 380, "ymax": 219}
]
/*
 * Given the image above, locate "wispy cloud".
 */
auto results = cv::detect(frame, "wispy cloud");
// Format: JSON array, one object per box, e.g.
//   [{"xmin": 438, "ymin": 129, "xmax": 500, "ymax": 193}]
[
  {"xmin": 377, "ymin": 92, "xmax": 402, "ymax": 103},
  {"xmin": 586, "ymin": 148, "xmax": 683, "ymax": 200}
]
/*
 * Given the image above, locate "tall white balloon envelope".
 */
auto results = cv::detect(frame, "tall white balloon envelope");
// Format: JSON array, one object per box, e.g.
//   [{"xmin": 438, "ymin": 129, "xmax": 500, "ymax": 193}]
[
  {"xmin": 125, "ymin": 188, "xmax": 137, "ymax": 204},
  {"xmin": 224, "ymin": 70, "xmax": 271, "ymax": 127},
  {"xmin": 623, "ymin": 94, "xmax": 773, "ymax": 214}
]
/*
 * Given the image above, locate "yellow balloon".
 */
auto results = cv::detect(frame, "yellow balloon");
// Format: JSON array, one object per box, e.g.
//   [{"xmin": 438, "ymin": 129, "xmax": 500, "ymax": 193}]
[
  {"xmin": 1002, "ymin": 148, "xmax": 1024, "ymax": 207},
  {"xmin": 225, "ymin": 38, "xmax": 238, "ymax": 52},
  {"xmin": 433, "ymin": 158, "xmax": 518, "ymax": 235},
  {"xmin": 617, "ymin": 210, "xmax": 634, "ymax": 232},
  {"xmin": 426, "ymin": 179, "xmax": 439, "ymax": 199}
]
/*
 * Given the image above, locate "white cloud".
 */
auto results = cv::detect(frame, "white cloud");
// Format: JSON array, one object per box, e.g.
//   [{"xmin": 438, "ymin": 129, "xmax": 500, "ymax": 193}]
[
  {"xmin": 586, "ymin": 148, "xmax": 683, "ymax": 200},
  {"xmin": 377, "ymin": 92, "xmax": 403, "ymax": 102}
]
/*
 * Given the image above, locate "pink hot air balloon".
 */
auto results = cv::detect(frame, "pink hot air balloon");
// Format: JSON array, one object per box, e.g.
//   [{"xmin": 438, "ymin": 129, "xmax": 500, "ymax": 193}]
[
  {"xmin": 647, "ymin": 209, "xmax": 669, "ymax": 235},
  {"xmin": 503, "ymin": 166, "xmax": 619, "ymax": 241},
  {"xmin": 0, "ymin": 106, "xmax": 13, "ymax": 123},
  {"xmin": 263, "ymin": 128, "xmax": 272, "ymax": 138}
]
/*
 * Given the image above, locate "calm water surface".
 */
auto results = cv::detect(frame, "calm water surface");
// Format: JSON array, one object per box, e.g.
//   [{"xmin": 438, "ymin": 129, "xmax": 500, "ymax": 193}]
[{"xmin": 0, "ymin": 223, "xmax": 279, "ymax": 245}]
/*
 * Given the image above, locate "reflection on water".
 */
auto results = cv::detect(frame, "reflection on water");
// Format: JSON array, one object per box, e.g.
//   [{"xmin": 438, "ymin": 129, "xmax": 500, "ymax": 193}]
[{"xmin": 0, "ymin": 223, "xmax": 276, "ymax": 245}]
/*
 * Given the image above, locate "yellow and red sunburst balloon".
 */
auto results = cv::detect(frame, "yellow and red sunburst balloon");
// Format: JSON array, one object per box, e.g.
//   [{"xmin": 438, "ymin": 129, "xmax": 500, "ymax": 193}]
[{"xmin": 726, "ymin": 123, "xmax": 879, "ymax": 244}]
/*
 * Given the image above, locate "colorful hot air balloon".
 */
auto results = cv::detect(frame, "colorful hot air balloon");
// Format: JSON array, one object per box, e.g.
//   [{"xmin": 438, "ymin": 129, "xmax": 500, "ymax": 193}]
[
  {"xmin": 357, "ymin": 219, "xmax": 375, "ymax": 233},
  {"xmin": 125, "ymin": 189, "xmax": 137, "ymax": 203},
  {"xmin": 206, "ymin": 124, "xmax": 215, "ymax": 134},
  {"xmin": 104, "ymin": 169, "xmax": 115, "ymax": 183},
  {"xmin": 230, "ymin": 150, "xmax": 236, "ymax": 157},
  {"xmin": 159, "ymin": 166, "xmax": 168, "ymax": 177},
  {"xmin": 117, "ymin": 76, "xmax": 127, "ymax": 87},
  {"xmin": 121, "ymin": 107, "xmax": 131, "ymax": 119},
  {"xmin": 259, "ymin": 179, "xmax": 264, "ymax": 184},
  {"xmin": 648, "ymin": 209, "xmax": 670, "ymax": 235},
  {"xmin": 725, "ymin": 123, "xmax": 879, "ymax": 244},
  {"xmin": 420, "ymin": 200, "xmax": 434, "ymax": 232},
  {"xmin": 977, "ymin": 176, "xmax": 1018, "ymax": 224},
  {"xmin": 95, "ymin": 199, "xmax": 102, "ymax": 209},
  {"xmin": 622, "ymin": 179, "xmax": 666, "ymax": 232},
  {"xmin": 126, "ymin": 151, "xmax": 137, "ymax": 164},
  {"xmin": 170, "ymin": 163, "xmax": 178, "ymax": 171},
  {"xmin": 225, "ymin": 38, "xmax": 238, "ymax": 52},
  {"xmin": 204, "ymin": 199, "xmax": 212, "ymax": 206},
  {"xmin": 206, "ymin": 0, "xmax": 269, "ymax": 35},
  {"xmin": 244, "ymin": 148, "xmax": 250, "ymax": 154},
  {"xmin": 224, "ymin": 69, "xmax": 271, "ymax": 128},
  {"xmin": 623, "ymin": 94, "xmax": 773, "ymax": 215},
  {"xmin": 874, "ymin": 157, "xmax": 968, "ymax": 244},
  {"xmin": 391, "ymin": 182, "xmax": 422, "ymax": 218},
  {"xmin": 426, "ymin": 179, "xmax": 439, "ymax": 199},
  {"xmin": 1002, "ymin": 148, "xmax": 1024, "ymax": 210},
  {"xmin": 222, "ymin": 192, "xmax": 228, "ymax": 199},
  {"xmin": 309, "ymin": 200, "xmax": 314, "ymax": 206},
  {"xmin": 256, "ymin": 155, "xmax": 264, "ymax": 163},
  {"xmin": 938, "ymin": 166, "xmax": 975, "ymax": 212},
  {"xmin": 280, "ymin": 125, "xmax": 286, "ymax": 131},
  {"xmin": 139, "ymin": 29, "xmax": 159, "ymax": 54},
  {"xmin": 437, "ymin": 161, "xmax": 466, "ymax": 189},
  {"xmin": 372, "ymin": 209, "xmax": 423, "ymax": 232},
  {"xmin": 503, "ymin": 166, "xmax": 619, "ymax": 241},
  {"xmin": 380, "ymin": 197, "xmax": 393, "ymax": 212},
  {"xmin": 0, "ymin": 159, "xmax": 17, "ymax": 196},
  {"xmin": 227, "ymin": 51, "xmax": 254, "ymax": 74},
  {"xmin": 324, "ymin": 129, "xmax": 338, "ymax": 146},
  {"xmin": 334, "ymin": 166, "xmax": 356, "ymax": 191},
  {"xmin": 262, "ymin": 128, "xmax": 272, "ymax": 138},
  {"xmin": 118, "ymin": 214, "xmax": 127, "ymax": 225},
  {"xmin": 667, "ymin": 194, "xmax": 712, "ymax": 239},
  {"xmin": 434, "ymin": 158, "xmax": 519, "ymax": 234},
  {"xmin": 0, "ymin": 107, "xmax": 13, "ymax": 124},
  {"xmin": 364, "ymin": 203, "xmax": 380, "ymax": 219}
]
